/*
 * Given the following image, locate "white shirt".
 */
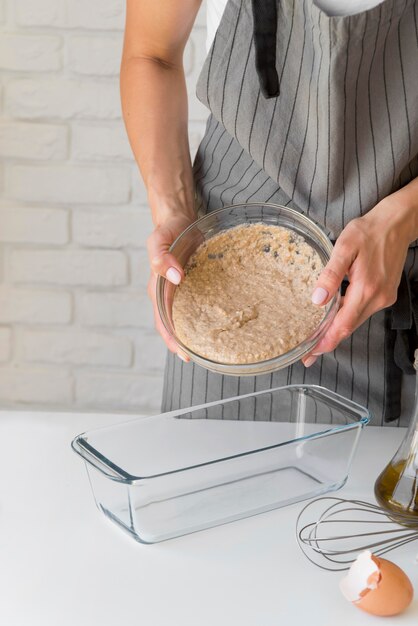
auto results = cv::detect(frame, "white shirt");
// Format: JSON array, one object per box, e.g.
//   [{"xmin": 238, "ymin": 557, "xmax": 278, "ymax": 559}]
[{"xmin": 206, "ymin": 0, "xmax": 384, "ymax": 51}]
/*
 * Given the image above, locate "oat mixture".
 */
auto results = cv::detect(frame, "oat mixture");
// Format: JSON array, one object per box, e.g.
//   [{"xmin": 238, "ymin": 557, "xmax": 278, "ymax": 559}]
[{"xmin": 172, "ymin": 223, "xmax": 324, "ymax": 364}]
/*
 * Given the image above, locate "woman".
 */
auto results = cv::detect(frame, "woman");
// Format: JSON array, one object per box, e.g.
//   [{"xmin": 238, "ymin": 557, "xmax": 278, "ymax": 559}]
[{"xmin": 121, "ymin": 0, "xmax": 418, "ymax": 425}]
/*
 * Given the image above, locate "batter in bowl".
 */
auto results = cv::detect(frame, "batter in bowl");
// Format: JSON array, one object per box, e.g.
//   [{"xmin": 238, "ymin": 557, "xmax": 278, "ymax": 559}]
[{"xmin": 172, "ymin": 223, "xmax": 324, "ymax": 364}]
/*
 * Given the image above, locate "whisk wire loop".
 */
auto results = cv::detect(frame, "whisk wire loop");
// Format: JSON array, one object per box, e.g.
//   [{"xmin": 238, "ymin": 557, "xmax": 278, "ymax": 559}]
[{"xmin": 296, "ymin": 496, "xmax": 418, "ymax": 571}]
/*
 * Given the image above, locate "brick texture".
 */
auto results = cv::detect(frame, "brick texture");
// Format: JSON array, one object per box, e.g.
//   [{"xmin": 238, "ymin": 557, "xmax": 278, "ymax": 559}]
[
  {"xmin": 76, "ymin": 371, "xmax": 163, "ymax": 412},
  {"xmin": 0, "ymin": 327, "xmax": 12, "ymax": 362},
  {"xmin": 10, "ymin": 250, "xmax": 128, "ymax": 286},
  {"xmin": 0, "ymin": 122, "xmax": 68, "ymax": 160},
  {"xmin": 77, "ymin": 292, "xmax": 153, "ymax": 328},
  {"xmin": 134, "ymin": 332, "xmax": 167, "ymax": 372},
  {"xmin": 16, "ymin": 0, "xmax": 67, "ymax": 28},
  {"xmin": 68, "ymin": 36, "xmax": 122, "ymax": 76},
  {"xmin": 0, "ymin": 34, "xmax": 62, "ymax": 72},
  {"xmin": 72, "ymin": 208, "xmax": 152, "ymax": 248},
  {"xmin": 0, "ymin": 368, "xmax": 73, "ymax": 405},
  {"xmin": 129, "ymin": 250, "xmax": 150, "ymax": 288},
  {"xmin": 16, "ymin": 0, "xmax": 125, "ymax": 30},
  {"xmin": 21, "ymin": 329, "xmax": 133, "ymax": 367},
  {"xmin": 0, "ymin": 288, "xmax": 72, "ymax": 324},
  {"xmin": 6, "ymin": 164, "xmax": 131, "ymax": 204},
  {"xmin": 72, "ymin": 123, "xmax": 131, "ymax": 161},
  {"xmin": 6, "ymin": 79, "xmax": 121, "ymax": 120},
  {"xmin": 0, "ymin": 208, "xmax": 68, "ymax": 244},
  {"xmin": 0, "ymin": 0, "xmax": 208, "ymax": 412}
]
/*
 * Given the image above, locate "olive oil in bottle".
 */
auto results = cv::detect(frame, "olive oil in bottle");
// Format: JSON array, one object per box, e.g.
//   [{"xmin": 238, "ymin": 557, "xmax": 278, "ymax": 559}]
[{"xmin": 374, "ymin": 350, "xmax": 418, "ymax": 521}]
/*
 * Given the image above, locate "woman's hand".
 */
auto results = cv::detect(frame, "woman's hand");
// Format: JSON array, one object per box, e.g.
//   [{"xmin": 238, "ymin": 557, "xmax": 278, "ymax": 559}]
[
  {"xmin": 302, "ymin": 196, "xmax": 417, "ymax": 367},
  {"xmin": 147, "ymin": 212, "xmax": 195, "ymax": 361}
]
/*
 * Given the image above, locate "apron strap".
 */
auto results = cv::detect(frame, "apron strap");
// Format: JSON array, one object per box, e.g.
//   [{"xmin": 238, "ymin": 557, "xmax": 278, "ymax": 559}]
[
  {"xmin": 384, "ymin": 271, "xmax": 417, "ymax": 422},
  {"xmin": 392, "ymin": 271, "xmax": 415, "ymax": 374},
  {"xmin": 251, "ymin": 0, "xmax": 280, "ymax": 98}
]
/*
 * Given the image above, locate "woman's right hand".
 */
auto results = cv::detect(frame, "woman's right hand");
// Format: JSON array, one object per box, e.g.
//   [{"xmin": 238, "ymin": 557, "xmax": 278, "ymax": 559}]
[{"xmin": 146, "ymin": 212, "xmax": 195, "ymax": 361}]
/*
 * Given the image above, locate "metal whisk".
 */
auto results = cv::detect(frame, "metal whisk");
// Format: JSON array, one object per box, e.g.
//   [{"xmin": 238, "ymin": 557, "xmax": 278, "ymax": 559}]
[{"xmin": 296, "ymin": 496, "xmax": 418, "ymax": 571}]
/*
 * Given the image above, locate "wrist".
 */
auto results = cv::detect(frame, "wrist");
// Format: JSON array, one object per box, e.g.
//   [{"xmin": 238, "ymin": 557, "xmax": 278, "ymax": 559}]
[
  {"xmin": 367, "ymin": 189, "xmax": 418, "ymax": 245},
  {"xmin": 144, "ymin": 158, "xmax": 197, "ymax": 226},
  {"xmin": 387, "ymin": 179, "xmax": 418, "ymax": 242},
  {"xmin": 147, "ymin": 186, "xmax": 196, "ymax": 227}
]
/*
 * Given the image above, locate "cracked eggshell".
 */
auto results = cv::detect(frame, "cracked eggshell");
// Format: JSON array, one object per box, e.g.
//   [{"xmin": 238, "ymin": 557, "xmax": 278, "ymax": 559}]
[{"xmin": 340, "ymin": 550, "xmax": 413, "ymax": 617}]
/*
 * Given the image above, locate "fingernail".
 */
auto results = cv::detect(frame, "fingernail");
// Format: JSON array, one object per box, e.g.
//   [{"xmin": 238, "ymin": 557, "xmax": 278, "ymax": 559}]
[
  {"xmin": 304, "ymin": 356, "xmax": 317, "ymax": 368},
  {"xmin": 178, "ymin": 353, "xmax": 188, "ymax": 362},
  {"xmin": 312, "ymin": 287, "xmax": 329, "ymax": 305},
  {"xmin": 166, "ymin": 267, "xmax": 181, "ymax": 285}
]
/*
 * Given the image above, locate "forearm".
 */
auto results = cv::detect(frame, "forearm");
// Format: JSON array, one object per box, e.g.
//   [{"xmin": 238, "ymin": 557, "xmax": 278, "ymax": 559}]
[{"xmin": 120, "ymin": 55, "xmax": 196, "ymax": 225}]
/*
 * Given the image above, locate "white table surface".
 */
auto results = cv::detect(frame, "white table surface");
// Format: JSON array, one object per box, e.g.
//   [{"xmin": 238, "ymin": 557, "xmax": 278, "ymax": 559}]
[{"xmin": 1, "ymin": 410, "xmax": 417, "ymax": 626}]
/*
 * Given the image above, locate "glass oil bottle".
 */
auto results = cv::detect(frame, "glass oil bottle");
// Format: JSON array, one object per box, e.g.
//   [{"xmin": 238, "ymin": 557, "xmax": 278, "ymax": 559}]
[{"xmin": 374, "ymin": 350, "xmax": 418, "ymax": 521}]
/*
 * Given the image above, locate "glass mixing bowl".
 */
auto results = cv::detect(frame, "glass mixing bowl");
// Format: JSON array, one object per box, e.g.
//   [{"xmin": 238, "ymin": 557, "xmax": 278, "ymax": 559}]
[{"xmin": 156, "ymin": 203, "xmax": 340, "ymax": 376}]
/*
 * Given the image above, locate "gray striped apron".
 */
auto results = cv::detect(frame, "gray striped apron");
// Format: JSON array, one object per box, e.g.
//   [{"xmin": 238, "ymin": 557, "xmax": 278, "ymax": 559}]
[{"xmin": 162, "ymin": 0, "xmax": 418, "ymax": 427}]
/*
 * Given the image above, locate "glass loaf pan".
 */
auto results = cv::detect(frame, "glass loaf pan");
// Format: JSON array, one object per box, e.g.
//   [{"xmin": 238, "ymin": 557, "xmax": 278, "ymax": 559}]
[{"xmin": 72, "ymin": 385, "xmax": 370, "ymax": 544}]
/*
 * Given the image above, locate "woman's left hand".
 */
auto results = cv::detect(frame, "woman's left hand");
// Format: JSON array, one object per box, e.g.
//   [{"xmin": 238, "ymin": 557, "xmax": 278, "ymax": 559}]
[{"xmin": 302, "ymin": 195, "xmax": 417, "ymax": 367}]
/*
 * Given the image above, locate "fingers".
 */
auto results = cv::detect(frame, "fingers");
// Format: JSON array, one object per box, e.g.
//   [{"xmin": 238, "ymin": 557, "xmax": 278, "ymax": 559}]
[
  {"xmin": 147, "ymin": 225, "xmax": 184, "ymax": 285},
  {"xmin": 302, "ymin": 296, "xmax": 345, "ymax": 367},
  {"xmin": 312, "ymin": 239, "xmax": 355, "ymax": 306},
  {"xmin": 146, "ymin": 220, "xmax": 192, "ymax": 361},
  {"xmin": 307, "ymin": 226, "xmax": 359, "ymax": 361},
  {"xmin": 302, "ymin": 210, "xmax": 408, "ymax": 367},
  {"xmin": 310, "ymin": 284, "xmax": 368, "ymax": 357},
  {"xmin": 302, "ymin": 354, "xmax": 318, "ymax": 367},
  {"xmin": 148, "ymin": 273, "xmax": 190, "ymax": 362}
]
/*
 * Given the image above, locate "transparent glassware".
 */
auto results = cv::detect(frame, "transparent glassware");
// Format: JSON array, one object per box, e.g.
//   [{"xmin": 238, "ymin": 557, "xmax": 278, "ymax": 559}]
[
  {"xmin": 72, "ymin": 384, "xmax": 370, "ymax": 544},
  {"xmin": 374, "ymin": 350, "xmax": 418, "ymax": 521},
  {"xmin": 156, "ymin": 203, "xmax": 340, "ymax": 376}
]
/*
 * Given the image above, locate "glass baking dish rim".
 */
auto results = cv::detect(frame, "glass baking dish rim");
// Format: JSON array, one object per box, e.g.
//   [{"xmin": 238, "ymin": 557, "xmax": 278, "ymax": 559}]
[{"xmin": 71, "ymin": 385, "xmax": 370, "ymax": 484}]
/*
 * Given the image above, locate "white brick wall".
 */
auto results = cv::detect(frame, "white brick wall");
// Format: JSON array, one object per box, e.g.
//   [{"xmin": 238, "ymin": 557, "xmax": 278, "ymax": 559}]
[
  {"xmin": 72, "ymin": 123, "xmax": 132, "ymax": 161},
  {"xmin": 0, "ymin": 0, "xmax": 208, "ymax": 414},
  {"xmin": 72, "ymin": 209, "xmax": 151, "ymax": 248},
  {"xmin": 15, "ymin": 0, "xmax": 126, "ymax": 30},
  {"xmin": 77, "ymin": 292, "xmax": 154, "ymax": 328},
  {"xmin": 0, "ymin": 34, "xmax": 62, "ymax": 72},
  {"xmin": 6, "ymin": 164, "xmax": 131, "ymax": 203},
  {"xmin": 0, "ymin": 327, "xmax": 12, "ymax": 362},
  {"xmin": 6, "ymin": 79, "xmax": 121, "ymax": 119},
  {"xmin": 0, "ymin": 207, "xmax": 68, "ymax": 244},
  {"xmin": 20, "ymin": 329, "xmax": 133, "ymax": 367},
  {"xmin": 0, "ymin": 288, "xmax": 71, "ymax": 324},
  {"xmin": 67, "ymin": 36, "xmax": 122, "ymax": 76},
  {"xmin": 10, "ymin": 249, "xmax": 128, "ymax": 286},
  {"xmin": 0, "ymin": 122, "xmax": 68, "ymax": 160},
  {"xmin": 0, "ymin": 367, "xmax": 73, "ymax": 405}
]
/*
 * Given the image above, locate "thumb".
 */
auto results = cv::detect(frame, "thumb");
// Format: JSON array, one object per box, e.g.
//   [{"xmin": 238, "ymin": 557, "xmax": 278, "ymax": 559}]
[
  {"xmin": 147, "ymin": 225, "xmax": 185, "ymax": 285},
  {"xmin": 312, "ymin": 242, "xmax": 353, "ymax": 306}
]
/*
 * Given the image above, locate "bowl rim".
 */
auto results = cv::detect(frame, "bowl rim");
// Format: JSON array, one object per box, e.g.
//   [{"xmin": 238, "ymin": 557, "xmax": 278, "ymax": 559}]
[{"xmin": 156, "ymin": 202, "xmax": 340, "ymax": 374}]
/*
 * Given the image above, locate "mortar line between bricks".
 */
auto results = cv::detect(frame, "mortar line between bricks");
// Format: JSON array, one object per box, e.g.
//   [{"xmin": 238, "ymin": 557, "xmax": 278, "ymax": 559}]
[
  {"xmin": 3, "ymin": 68, "xmax": 125, "ymax": 82},
  {"xmin": 8, "ymin": 23, "xmax": 204, "ymax": 38}
]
